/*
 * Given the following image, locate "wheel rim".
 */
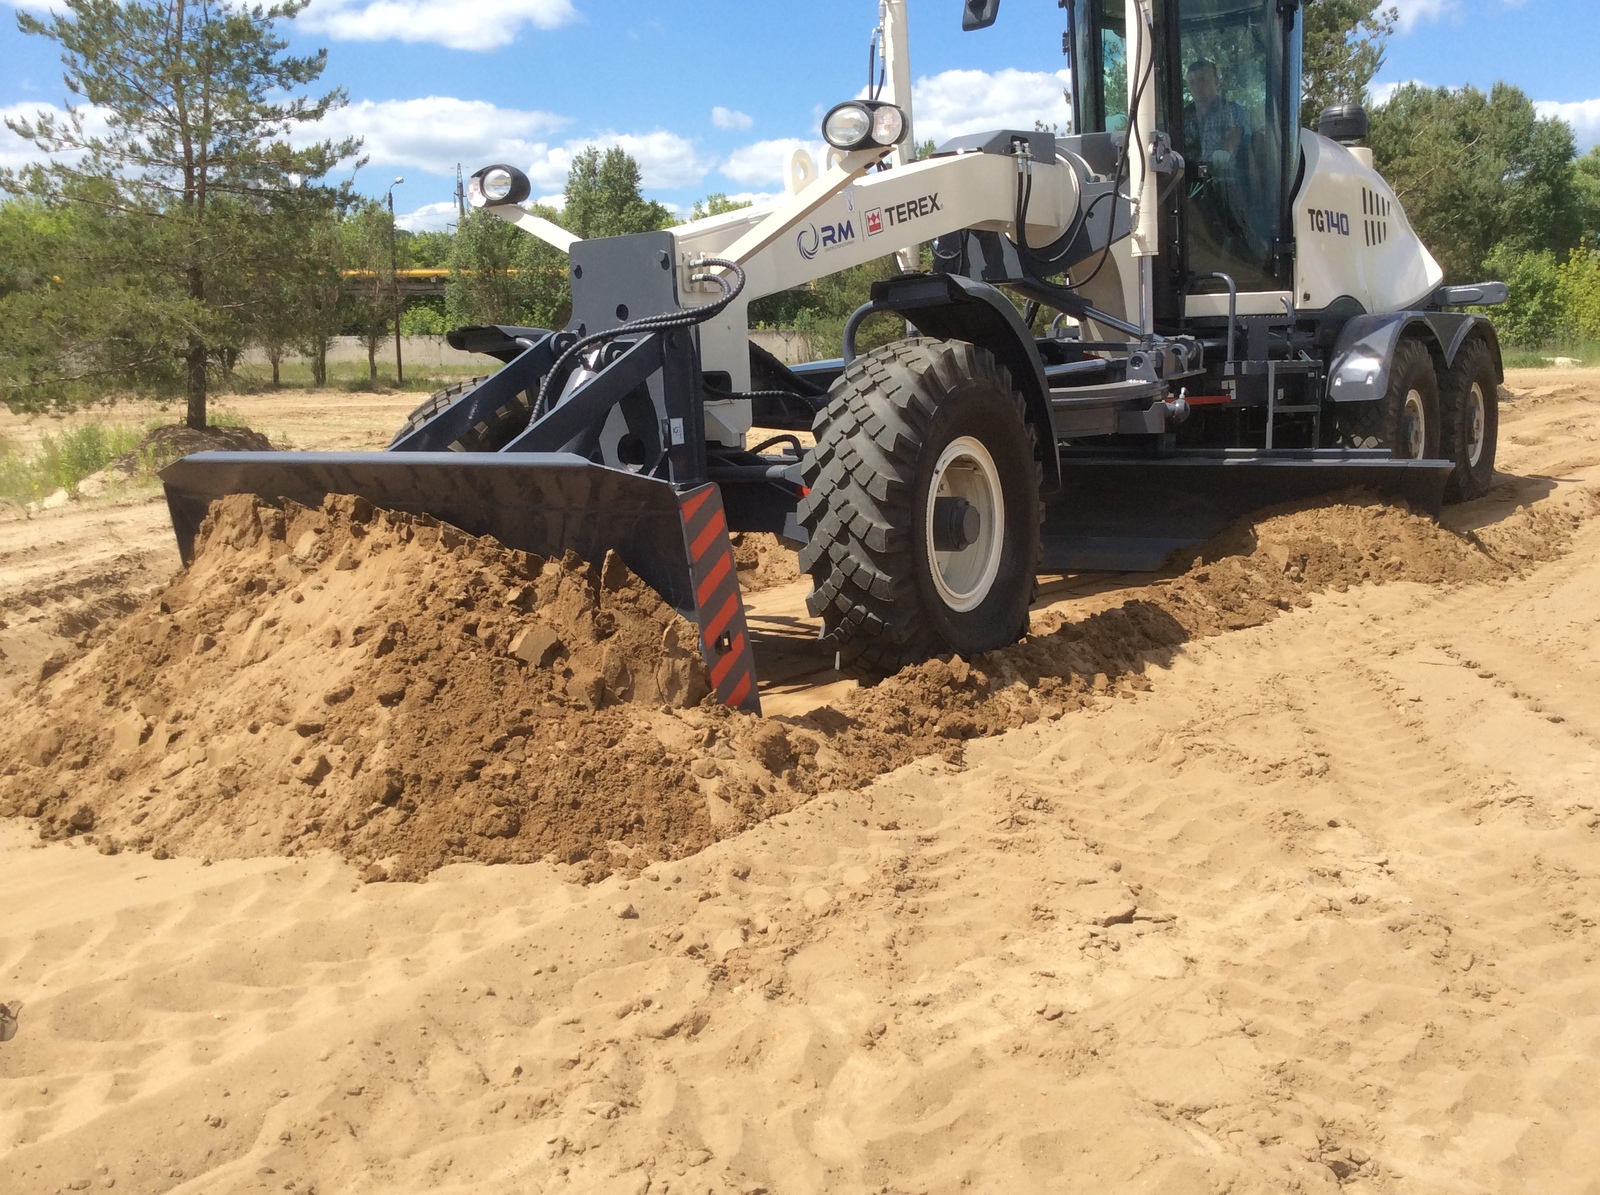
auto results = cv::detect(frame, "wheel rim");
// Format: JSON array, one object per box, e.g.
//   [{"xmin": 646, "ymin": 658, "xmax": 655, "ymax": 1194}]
[
  {"xmin": 1466, "ymin": 381, "xmax": 1486, "ymax": 468},
  {"xmin": 1400, "ymin": 389, "xmax": 1427, "ymax": 459},
  {"xmin": 924, "ymin": 436, "xmax": 1004, "ymax": 613}
]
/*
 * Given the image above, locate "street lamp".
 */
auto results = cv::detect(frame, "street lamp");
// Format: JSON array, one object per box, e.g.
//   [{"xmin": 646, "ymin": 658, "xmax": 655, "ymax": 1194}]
[{"xmin": 385, "ymin": 177, "xmax": 405, "ymax": 384}]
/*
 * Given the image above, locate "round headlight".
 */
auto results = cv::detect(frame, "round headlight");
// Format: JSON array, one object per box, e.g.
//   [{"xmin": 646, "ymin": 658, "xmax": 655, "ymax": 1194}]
[
  {"xmin": 481, "ymin": 167, "xmax": 515, "ymax": 203},
  {"xmin": 823, "ymin": 103, "xmax": 873, "ymax": 150},
  {"xmin": 467, "ymin": 163, "xmax": 532, "ymax": 208},
  {"xmin": 871, "ymin": 104, "xmax": 905, "ymax": 146}
]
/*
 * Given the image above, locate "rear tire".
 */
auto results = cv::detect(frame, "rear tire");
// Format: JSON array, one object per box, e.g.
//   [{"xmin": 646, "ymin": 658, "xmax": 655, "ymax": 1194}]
[
  {"xmin": 1334, "ymin": 338, "xmax": 1440, "ymax": 460},
  {"xmin": 798, "ymin": 338, "xmax": 1042, "ymax": 676},
  {"xmin": 1440, "ymin": 337, "xmax": 1499, "ymax": 502},
  {"xmin": 387, "ymin": 375, "xmax": 534, "ymax": 452}
]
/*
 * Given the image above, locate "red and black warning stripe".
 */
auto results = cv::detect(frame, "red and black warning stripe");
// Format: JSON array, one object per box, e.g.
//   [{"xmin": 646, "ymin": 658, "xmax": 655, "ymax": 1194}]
[{"xmin": 678, "ymin": 484, "xmax": 761, "ymax": 714}]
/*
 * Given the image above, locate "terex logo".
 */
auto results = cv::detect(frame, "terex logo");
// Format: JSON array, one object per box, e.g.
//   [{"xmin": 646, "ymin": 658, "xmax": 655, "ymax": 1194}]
[
  {"xmin": 867, "ymin": 193, "xmax": 942, "ymax": 235},
  {"xmin": 797, "ymin": 219, "xmax": 856, "ymax": 260},
  {"xmin": 1308, "ymin": 207, "xmax": 1351, "ymax": 236}
]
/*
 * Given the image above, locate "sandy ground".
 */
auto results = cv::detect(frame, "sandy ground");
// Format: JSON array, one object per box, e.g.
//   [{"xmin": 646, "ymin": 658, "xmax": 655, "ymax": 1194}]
[{"xmin": 1, "ymin": 371, "xmax": 1599, "ymax": 1193}]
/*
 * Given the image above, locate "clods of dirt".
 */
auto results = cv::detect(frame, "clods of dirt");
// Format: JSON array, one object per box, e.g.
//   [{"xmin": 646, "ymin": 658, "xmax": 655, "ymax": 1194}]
[
  {"xmin": 0, "ymin": 494, "xmax": 820, "ymax": 880},
  {"xmin": 2, "ymin": 486, "xmax": 1592, "ymax": 880},
  {"xmin": 730, "ymin": 531, "xmax": 801, "ymax": 592}
]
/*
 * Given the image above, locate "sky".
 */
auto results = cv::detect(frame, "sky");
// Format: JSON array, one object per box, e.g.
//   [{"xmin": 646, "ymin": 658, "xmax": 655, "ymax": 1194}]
[{"xmin": 1, "ymin": 0, "xmax": 1596, "ymax": 233}]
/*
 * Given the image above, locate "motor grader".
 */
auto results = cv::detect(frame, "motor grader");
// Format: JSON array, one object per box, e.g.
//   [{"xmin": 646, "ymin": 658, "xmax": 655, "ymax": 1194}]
[{"xmin": 164, "ymin": 0, "xmax": 1505, "ymax": 714}]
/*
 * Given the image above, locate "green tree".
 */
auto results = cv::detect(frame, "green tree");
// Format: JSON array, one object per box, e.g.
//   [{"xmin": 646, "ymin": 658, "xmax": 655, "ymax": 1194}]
[
  {"xmin": 0, "ymin": 189, "xmax": 198, "ymax": 408},
  {"xmin": 447, "ymin": 207, "xmax": 535, "ymax": 328},
  {"xmin": 1484, "ymin": 246, "xmax": 1563, "ymax": 348},
  {"xmin": 1556, "ymin": 249, "xmax": 1600, "ymax": 343},
  {"xmin": 1301, "ymin": 1, "xmax": 1396, "ymax": 121},
  {"xmin": 402, "ymin": 229, "xmax": 453, "ymax": 268},
  {"xmin": 446, "ymin": 206, "xmax": 570, "ymax": 331},
  {"xmin": 688, "ymin": 193, "xmax": 752, "ymax": 221},
  {"xmin": 246, "ymin": 191, "xmax": 343, "ymax": 384},
  {"xmin": 1575, "ymin": 146, "xmax": 1600, "ymax": 250},
  {"xmin": 562, "ymin": 146, "xmax": 672, "ymax": 239},
  {"xmin": 1370, "ymin": 83, "xmax": 1582, "ymax": 282},
  {"xmin": 3, "ymin": 0, "xmax": 358, "ymax": 425},
  {"xmin": 341, "ymin": 201, "xmax": 398, "ymax": 381}
]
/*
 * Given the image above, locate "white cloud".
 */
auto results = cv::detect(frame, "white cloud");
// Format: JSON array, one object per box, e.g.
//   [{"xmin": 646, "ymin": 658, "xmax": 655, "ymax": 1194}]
[
  {"xmin": 1389, "ymin": 0, "xmax": 1456, "ymax": 31},
  {"xmin": 720, "ymin": 138, "xmax": 828, "ymax": 187},
  {"xmin": 1367, "ymin": 79, "xmax": 1424, "ymax": 107},
  {"xmin": 911, "ymin": 68, "xmax": 1073, "ymax": 145},
  {"xmin": 0, "ymin": 102, "xmax": 113, "ymax": 171},
  {"xmin": 395, "ymin": 200, "xmax": 459, "ymax": 232},
  {"xmin": 1537, "ymin": 99, "xmax": 1600, "ymax": 151},
  {"xmin": 309, "ymin": 99, "xmax": 713, "ymax": 194},
  {"xmin": 715, "ymin": 191, "xmax": 779, "ymax": 207},
  {"xmin": 301, "ymin": 0, "xmax": 578, "ymax": 52},
  {"xmin": 308, "ymin": 96, "xmax": 569, "ymax": 177},
  {"xmin": 712, "ymin": 107, "xmax": 754, "ymax": 131},
  {"xmin": 518, "ymin": 130, "xmax": 714, "ymax": 193}
]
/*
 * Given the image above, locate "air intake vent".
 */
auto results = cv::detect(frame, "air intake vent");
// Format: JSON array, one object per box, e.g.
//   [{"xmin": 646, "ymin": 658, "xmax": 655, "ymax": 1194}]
[{"xmin": 1362, "ymin": 187, "xmax": 1391, "ymax": 248}]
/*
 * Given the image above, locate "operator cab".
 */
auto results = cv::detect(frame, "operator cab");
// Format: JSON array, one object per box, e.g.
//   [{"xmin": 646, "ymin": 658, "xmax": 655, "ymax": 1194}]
[{"xmin": 1067, "ymin": 0, "xmax": 1302, "ymax": 309}]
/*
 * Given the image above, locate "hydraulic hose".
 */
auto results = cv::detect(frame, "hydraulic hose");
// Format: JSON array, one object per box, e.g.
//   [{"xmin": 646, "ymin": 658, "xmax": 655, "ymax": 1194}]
[{"xmin": 533, "ymin": 256, "xmax": 749, "ymax": 419}]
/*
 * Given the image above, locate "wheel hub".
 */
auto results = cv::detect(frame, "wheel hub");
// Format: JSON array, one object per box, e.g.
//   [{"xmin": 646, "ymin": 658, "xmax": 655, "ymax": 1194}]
[
  {"xmin": 1400, "ymin": 389, "xmax": 1427, "ymax": 459},
  {"xmin": 925, "ymin": 437, "xmax": 1004, "ymax": 613},
  {"xmin": 1466, "ymin": 382, "xmax": 1486, "ymax": 468},
  {"xmin": 932, "ymin": 496, "xmax": 982, "ymax": 552}
]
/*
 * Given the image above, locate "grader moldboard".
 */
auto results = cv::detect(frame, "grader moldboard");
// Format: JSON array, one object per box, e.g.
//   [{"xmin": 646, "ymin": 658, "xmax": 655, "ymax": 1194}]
[{"xmin": 164, "ymin": 0, "xmax": 1507, "ymax": 716}]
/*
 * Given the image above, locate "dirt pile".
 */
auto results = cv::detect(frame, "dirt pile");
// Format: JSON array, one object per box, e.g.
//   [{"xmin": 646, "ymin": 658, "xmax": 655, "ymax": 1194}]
[
  {"xmin": 729, "ymin": 531, "xmax": 802, "ymax": 592},
  {"xmin": 126, "ymin": 423, "xmax": 275, "ymax": 472},
  {"xmin": 0, "ymin": 495, "xmax": 822, "ymax": 879},
  {"xmin": 2, "ymin": 488, "xmax": 1591, "ymax": 879}
]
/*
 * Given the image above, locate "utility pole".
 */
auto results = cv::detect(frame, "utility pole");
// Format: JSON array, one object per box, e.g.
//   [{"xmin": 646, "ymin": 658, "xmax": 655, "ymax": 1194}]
[{"xmin": 386, "ymin": 177, "xmax": 405, "ymax": 383}]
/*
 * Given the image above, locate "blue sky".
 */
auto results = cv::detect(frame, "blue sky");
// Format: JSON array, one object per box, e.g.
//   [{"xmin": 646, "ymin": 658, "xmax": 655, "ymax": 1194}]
[{"xmin": 2, "ymin": 0, "xmax": 1596, "ymax": 231}]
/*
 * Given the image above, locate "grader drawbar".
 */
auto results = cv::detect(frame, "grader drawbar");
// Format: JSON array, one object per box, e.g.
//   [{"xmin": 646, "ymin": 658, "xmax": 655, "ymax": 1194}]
[{"xmin": 165, "ymin": 0, "xmax": 1491, "ymax": 709}]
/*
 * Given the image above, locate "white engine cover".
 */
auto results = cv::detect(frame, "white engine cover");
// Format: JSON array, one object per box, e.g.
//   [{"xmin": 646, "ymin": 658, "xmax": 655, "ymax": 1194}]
[{"xmin": 1294, "ymin": 130, "xmax": 1443, "ymax": 315}]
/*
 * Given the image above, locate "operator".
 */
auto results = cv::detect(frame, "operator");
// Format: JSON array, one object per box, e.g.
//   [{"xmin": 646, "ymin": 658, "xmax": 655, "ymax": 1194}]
[{"xmin": 1182, "ymin": 59, "xmax": 1246, "ymax": 177}]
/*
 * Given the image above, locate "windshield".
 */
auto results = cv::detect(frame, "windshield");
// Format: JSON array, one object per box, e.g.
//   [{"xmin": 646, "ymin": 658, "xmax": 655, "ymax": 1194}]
[{"xmin": 1175, "ymin": 0, "xmax": 1299, "ymax": 290}]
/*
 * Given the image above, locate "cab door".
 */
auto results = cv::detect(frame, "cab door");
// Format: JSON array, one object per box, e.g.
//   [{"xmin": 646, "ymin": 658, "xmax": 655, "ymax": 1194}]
[{"xmin": 1168, "ymin": 0, "xmax": 1301, "ymax": 297}]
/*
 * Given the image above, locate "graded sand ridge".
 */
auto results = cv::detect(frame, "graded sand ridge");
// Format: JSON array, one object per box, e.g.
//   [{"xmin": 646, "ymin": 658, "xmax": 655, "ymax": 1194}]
[{"xmin": 0, "ymin": 372, "xmax": 1598, "ymax": 1192}]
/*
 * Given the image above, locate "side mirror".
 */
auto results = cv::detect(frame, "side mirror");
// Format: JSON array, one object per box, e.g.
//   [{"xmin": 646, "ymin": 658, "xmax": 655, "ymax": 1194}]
[
  {"xmin": 962, "ymin": 0, "xmax": 1000, "ymax": 31},
  {"xmin": 1318, "ymin": 103, "xmax": 1369, "ymax": 146}
]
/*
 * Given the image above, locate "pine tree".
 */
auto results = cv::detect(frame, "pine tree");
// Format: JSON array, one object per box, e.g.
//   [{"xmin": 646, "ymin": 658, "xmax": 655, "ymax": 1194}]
[
  {"xmin": 3, "ymin": 0, "xmax": 359, "ymax": 425},
  {"xmin": 1301, "ymin": 1, "xmax": 1396, "ymax": 122}
]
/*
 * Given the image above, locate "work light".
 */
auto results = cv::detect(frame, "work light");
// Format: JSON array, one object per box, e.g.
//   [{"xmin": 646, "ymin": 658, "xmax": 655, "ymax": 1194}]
[
  {"xmin": 822, "ymin": 101, "xmax": 908, "ymax": 152},
  {"xmin": 468, "ymin": 164, "xmax": 532, "ymax": 208}
]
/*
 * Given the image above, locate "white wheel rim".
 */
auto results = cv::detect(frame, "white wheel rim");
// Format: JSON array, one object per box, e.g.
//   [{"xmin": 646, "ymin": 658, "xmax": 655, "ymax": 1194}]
[
  {"xmin": 1401, "ymin": 390, "xmax": 1427, "ymax": 459},
  {"xmin": 1466, "ymin": 382, "xmax": 1486, "ymax": 468},
  {"xmin": 925, "ymin": 436, "xmax": 1004, "ymax": 613}
]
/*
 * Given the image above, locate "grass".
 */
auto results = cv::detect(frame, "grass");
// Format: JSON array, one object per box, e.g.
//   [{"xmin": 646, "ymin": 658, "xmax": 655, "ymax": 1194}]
[
  {"xmin": 223, "ymin": 360, "xmax": 483, "ymax": 394},
  {"xmin": 1502, "ymin": 342, "xmax": 1600, "ymax": 369},
  {"xmin": 0, "ymin": 421, "xmax": 150, "ymax": 506}
]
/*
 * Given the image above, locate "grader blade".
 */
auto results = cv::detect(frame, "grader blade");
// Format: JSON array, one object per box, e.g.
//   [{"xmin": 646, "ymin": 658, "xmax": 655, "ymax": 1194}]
[
  {"xmin": 1041, "ymin": 450, "xmax": 1457, "ymax": 572},
  {"xmin": 161, "ymin": 451, "xmax": 760, "ymax": 714}
]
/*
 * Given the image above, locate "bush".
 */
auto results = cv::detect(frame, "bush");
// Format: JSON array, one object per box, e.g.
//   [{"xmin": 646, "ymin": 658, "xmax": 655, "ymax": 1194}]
[
  {"xmin": 0, "ymin": 422, "xmax": 145, "ymax": 504},
  {"xmin": 1488, "ymin": 247, "xmax": 1564, "ymax": 347},
  {"xmin": 1556, "ymin": 250, "xmax": 1600, "ymax": 343},
  {"xmin": 400, "ymin": 300, "xmax": 448, "ymax": 336}
]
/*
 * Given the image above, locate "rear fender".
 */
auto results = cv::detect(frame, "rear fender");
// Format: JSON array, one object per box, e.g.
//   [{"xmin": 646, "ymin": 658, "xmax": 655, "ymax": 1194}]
[
  {"xmin": 1327, "ymin": 311, "xmax": 1501, "ymax": 403},
  {"xmin": 866, "ymin": 273, "xmax": 1062, "ymax": 491}
]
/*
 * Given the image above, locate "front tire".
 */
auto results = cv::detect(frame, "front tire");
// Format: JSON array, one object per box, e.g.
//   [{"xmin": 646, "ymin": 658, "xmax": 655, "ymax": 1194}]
[
  {"xmin": 1440, "ymin": 337, "xmax": 1499, "ymax": 502},
  {"xmin": 1334, "ymin": 338, "xmax": 1440, "ymax": 460},
  {"xmin": 387, "ymin": 374, "xmax": 535, "ymax": 452},
  {"xmin": 798, "ymin": 339, "xmax": 1042, "ymax": 675}
]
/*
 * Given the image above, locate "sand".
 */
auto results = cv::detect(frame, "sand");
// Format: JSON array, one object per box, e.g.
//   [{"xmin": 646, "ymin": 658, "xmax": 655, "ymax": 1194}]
[{"xmin": 0, "ymin": 371, "xmax": 1599, "ymax": 1192}]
